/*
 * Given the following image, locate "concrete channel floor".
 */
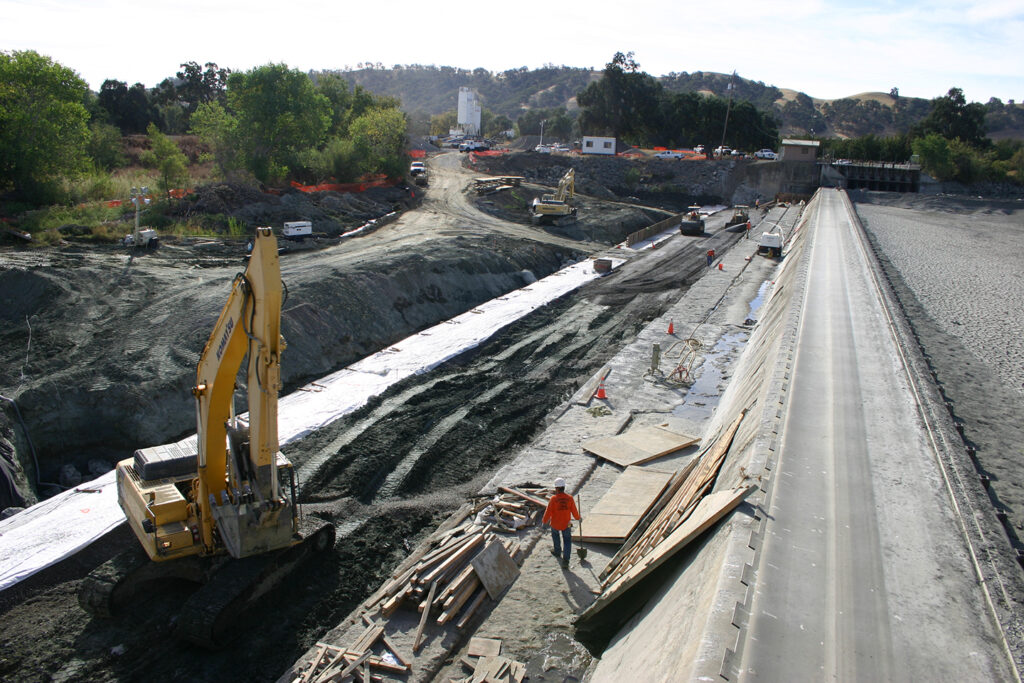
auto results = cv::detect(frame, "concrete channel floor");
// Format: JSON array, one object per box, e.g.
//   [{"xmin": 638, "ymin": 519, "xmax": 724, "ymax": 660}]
[{"xmin": 430, "ymin": 223, "xmax": 787, "ymax": 681}]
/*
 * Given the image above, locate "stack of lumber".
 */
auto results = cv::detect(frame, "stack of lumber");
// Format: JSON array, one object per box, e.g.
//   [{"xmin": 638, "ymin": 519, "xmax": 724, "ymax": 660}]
[
  {"xmin": 581, "ymin": 411, "xmax": 754, "ymax": 620},
  {"xmin": 296, "ymin": 617, "xmax": 410, "ymax": 682},
  {"xmin": 365, "ymin": 487, "xmax": 551, "ymax": 651},
  {"xmin": 450, "ymin": 637, "xmax": 526, "ymax": 683}
]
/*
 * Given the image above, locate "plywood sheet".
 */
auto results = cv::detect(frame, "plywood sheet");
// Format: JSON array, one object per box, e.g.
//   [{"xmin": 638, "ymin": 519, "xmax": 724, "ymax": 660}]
[
  {"xmin": 580, "ymin": 486, "xmax": 754, "ymax": 621},
  {"xmin": 582, "ymin": 425, "xmax": 699, "ymax": 467},
  {"xmin": 573, "ymin": 513, "xmax": 638, "ymax": 543},
  {"xmin": 573, "ymin": 467, "xmax": 674, "ymax": 543},
  {"xmin": 470, "ymin": 540, "xmax": 520, "ymax": 600}
]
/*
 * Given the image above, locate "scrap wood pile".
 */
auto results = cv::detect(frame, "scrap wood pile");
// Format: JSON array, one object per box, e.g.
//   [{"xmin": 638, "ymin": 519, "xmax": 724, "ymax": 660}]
[
  {"xmin": 296, "ymin": 616, "xmax": 410, "ymax": 682},
  {"xmin": 450, "ymin": 637, "xmax": 526, "ymax": 683},
  {"xmin": 582, "ymin": 411, "xmax": 754, "ymax": 619},
  {"xmin": 366, "ymin": 486, "xmax": 552, "ymax": 649}
]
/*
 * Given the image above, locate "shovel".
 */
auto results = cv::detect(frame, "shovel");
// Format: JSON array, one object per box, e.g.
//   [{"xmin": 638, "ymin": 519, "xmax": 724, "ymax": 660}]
[{"xmin": 576, "ymin": 493, "xmax": 588, "ymax": 561}]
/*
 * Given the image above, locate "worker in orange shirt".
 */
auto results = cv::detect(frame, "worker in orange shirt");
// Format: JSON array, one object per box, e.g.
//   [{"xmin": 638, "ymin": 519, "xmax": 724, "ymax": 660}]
[{"xmin": 542, "ymin": 477, "xmax": 581, "ymax": 569}]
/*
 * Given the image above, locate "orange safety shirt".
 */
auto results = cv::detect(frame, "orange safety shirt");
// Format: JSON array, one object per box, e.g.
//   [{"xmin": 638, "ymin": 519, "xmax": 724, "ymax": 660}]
[{"xmin": 542, "ymin": 491, "xmax": 580, "ymax": 531}]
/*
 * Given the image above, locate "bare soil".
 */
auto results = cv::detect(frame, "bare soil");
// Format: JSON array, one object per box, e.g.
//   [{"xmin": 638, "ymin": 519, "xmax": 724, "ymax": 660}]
[{"xmin": 0, "ymin": 151, "xmax": 736, "ymax": 682}]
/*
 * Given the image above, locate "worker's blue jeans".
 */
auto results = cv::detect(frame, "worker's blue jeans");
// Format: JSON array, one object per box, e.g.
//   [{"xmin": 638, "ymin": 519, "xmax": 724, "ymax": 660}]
[{"xmin": 551, "ymin": 526, "xmax": 572, "ymax": 563}]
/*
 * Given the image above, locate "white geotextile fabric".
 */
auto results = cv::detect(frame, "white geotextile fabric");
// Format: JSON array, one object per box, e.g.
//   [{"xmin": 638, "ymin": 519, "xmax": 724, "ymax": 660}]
[{"xmin": 0, "ymin": 258, "xmax": 618, "ymax": 591}]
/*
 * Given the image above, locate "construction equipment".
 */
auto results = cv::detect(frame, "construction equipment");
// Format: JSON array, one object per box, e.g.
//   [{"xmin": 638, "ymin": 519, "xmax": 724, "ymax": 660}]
[
  {"xmin": 530, "ymin": 169, "xmax": 577, "ymax": 226},
  {"xmin": 679, "ymin": 205, "xmax": 705, "ymax": 236},
  {"xmin": 79, "ymin": 227, "xmax": 335, "ymax": 647},
  {"xmin": 725, "ymin": 205, "xmax": 750, "ymax": 228},
  {"xmin": 758, "ymin": 227, "xmax": 783, "ymax": 257}
]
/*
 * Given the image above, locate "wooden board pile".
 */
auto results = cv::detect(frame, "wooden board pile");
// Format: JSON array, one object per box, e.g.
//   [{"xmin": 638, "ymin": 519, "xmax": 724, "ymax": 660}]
[
  {"xmin": 296, "ymin": 616, "xmax": 410, "ymax": 682},
  {"xmin": 451, "ymin": 637, "xmax": 526, "ymax": 683},
  {"xmin": 581, "ymin": 411, "xmax": 753, "ymax": 620},
  {"xmin": 366, "ymin": 487, "xmax": 551, "ymax": 648}
]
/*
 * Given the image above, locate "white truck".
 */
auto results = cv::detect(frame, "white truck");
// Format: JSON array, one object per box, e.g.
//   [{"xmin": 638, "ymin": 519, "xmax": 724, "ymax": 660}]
[{"xmin": 282, "ymin": 221, "xmax": 313, "ymax": 240}]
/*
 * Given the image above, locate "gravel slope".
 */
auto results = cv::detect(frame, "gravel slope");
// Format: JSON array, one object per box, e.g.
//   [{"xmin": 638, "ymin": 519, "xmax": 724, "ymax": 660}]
[{"xmin": 855, "ymin": 192, "xmax": 1024, "ymax": 557}]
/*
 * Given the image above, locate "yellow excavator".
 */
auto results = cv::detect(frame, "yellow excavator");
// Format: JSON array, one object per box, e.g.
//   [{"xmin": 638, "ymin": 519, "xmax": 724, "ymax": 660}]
[
  {"xmin": 530, "ymin": 168, "xmax": 577, "ymax": 226},
  {"xmin": 79, "ymin": 227, "xmax": 334, "ymax": 647}
]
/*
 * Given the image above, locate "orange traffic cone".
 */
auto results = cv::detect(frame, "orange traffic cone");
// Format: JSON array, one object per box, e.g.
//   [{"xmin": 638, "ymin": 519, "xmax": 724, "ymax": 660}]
[
  {"xmin": 595, "ymin": 382, "xmax": 607, "ymax": 400},
  {"xmin": 668, "ymin": 320, "xmax": 675, "ymax": 335},
  {"xmin": 718, "ymin": 262, "xmax": 724, "ymax": 271}
]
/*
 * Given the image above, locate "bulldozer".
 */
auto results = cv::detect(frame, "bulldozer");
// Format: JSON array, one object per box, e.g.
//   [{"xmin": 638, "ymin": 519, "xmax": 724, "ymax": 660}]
[
  {"xmin": 530, "ymin": 168, "xmax": 577, "ymax": 226},
  {"xmin": 78, "ymin": 227, "xmax": 334, "ymax": 648}
]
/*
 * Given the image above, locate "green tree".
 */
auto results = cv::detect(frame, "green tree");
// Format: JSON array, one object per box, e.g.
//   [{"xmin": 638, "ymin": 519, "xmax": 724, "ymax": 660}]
[
  {"xmin": 349, "ymin": 106, "xmax": 408, "ymax": 178},
  {"xmin": 577, "ymin": 52, "xmax": 663, "ymax": 145},
  {"xmin": 176, "ymin": 61, "xmax": 230, "ymax": 114},
  {"xmin": 189, "ymin": 101, "xmax": 239, "ymax": 178},
  {"xmin": 97, "ymin": 79, "xmax": 156, "ymax": 134},
  {"xmin": 87, "ymin": 121, "xmax": 126, "ymax": 170},
  {"xmin": 0, "ymin": 50, "xmax": 91, "ymax": 200},
  {"xmin": 227, "ymin": 63, "xmax": 331, "ymax": 183},
  {"xmin": 917, "ymin": 87, "xmax": 986, "ymax": 146},
  {"xmin": 913, "ymin": 133, "xmax": 954, "ymax": 180},
  {"xmin": 430, "ymin": 110, "xmax": 458, "ymax": 136},
  {"xmin": 140, "ymin": 122, "xmax": 189, "ymax": 200}
]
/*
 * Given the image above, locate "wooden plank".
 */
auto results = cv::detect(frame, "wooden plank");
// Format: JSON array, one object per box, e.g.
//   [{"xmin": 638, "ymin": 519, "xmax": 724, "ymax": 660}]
[
  {"xmin": 419, "ymin": 533, "xmax": 485, "ymax": 586},
  {"xmin": 470, "ymin": 539, "xmax": 520, "ymax": 600},
  {"xmin": 497, "ymin": 486, "xmax": 549, "ymax": 508},
  {"xmin": 468, "ymin": 636, "xmax": 502, "ymax": 658},
  {"xmin": 581, "ymin": 486, "xmax": 754, "ymax": 622},
  {"xmin": 574, "ymin": 364, "xmax": 611, "ymax": 405},
  {"xmin": 351, "ymin": 624, "xmax": 383, "ymax": 654},
  {"xmin": 413, "ymin": 580, "xmax": 438, "ymax": 653},
  {"xmin": 455, "ymin": 589, "xmax": 487, "ymax": 630},
  {"xmin": 582, "ymin": 425, "xmax": 699, "ymax": 467}
]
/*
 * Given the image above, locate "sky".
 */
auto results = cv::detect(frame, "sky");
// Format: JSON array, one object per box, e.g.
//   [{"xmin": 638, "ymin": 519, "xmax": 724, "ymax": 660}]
[{"xmin": 3, "ymin": 0, "xmax": 1023, "ymax": 105}]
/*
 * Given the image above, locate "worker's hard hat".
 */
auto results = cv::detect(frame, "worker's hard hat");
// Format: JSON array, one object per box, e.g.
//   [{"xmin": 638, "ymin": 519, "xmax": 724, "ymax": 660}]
[{"xmin": 553, "ymin": 477, "xmax": 566, "ymax": 489}]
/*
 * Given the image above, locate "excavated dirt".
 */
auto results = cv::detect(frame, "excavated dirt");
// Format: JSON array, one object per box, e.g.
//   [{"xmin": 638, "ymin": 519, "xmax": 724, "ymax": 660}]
[
  {"xmin": 0, "ymin": 151, "xmax": 732, "ymax": 682},
  {"xmin": 2, "ymin": 150, "xmax": 1019, "ymax": 682}
]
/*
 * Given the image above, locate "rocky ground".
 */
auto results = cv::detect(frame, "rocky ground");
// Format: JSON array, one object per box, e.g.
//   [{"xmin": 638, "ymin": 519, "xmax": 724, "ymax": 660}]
[{"xmin": 0, "ymin": 150, "xmax": 1021, "ymax": 682}]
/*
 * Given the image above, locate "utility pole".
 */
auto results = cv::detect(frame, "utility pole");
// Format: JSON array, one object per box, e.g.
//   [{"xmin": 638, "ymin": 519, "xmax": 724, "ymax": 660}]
[{"xmin": 719, "ymin": 71, "xmax": 737, "ymax": 152}]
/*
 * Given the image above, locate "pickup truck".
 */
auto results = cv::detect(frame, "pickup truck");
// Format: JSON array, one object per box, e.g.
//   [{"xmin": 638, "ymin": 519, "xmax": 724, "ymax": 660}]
[
  {"xmin": 459, "ymin": 139, "xmax": 489, "ymax": 152},
  {"xmin": 713, "ymin": 146, "xmax": 732, "ymax": 157},
  {"xmin": 654, "ymin": 150, "xmax": 683, "ymax": 160}
]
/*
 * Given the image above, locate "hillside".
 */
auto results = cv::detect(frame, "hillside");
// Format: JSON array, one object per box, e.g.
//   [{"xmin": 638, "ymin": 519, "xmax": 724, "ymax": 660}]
[{"xmin": 324, "ymin": 65, "xmax": 1024, "ymax": 140}]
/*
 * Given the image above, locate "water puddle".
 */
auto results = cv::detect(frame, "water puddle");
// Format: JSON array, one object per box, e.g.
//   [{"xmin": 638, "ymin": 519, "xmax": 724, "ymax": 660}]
[
  {"xmin": 672, "ymin": 331, "xmax": 748, "ymax": 421},
  {"xmin": 747, "ymin": 279, "xmax": 773, "ymax": 320}
]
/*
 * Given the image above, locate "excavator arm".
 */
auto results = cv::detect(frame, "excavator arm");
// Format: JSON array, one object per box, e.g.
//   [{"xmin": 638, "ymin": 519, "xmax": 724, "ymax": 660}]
[{"xmin": 192, "ymin": 226, "xmax": 293, "ymax": 557}]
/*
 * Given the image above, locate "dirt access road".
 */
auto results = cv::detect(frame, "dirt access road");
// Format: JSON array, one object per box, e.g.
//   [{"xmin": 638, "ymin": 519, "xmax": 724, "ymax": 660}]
[{"xmin": 0, "ymin": 152, "xmax": 744, "ymax": 681}]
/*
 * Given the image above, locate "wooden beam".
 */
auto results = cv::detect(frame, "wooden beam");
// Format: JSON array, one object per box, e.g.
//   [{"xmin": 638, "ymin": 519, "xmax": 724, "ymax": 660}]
[{"xmin": 413, "ymin": 580, "xmax": 438, "ymax": 653}]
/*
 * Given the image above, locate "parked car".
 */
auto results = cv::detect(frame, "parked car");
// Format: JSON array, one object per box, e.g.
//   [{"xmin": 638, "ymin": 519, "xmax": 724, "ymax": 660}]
[
  {"xmin": 409, "ymin": 161, "xmax": 425, "ymax": 175},
  {"xmin": 835, "ymin": 158, "xmax": 853, "ymax": 165},
  {"xmin": 730, "ymin": 149, "xmax": 745, "ymax": 157},
  {"xmin": 694, "ymin": 145, "xmax": 705, "ymax": 154},
  {"xmin": 754, "ymin": 149, "xmax": 778, "ymax": 160},
  {"xmin": 534, "ymin": 144, "xmax": 553, "ymax": 154},
  {"xmin": 713, "ymin": 146, "xmax": 732, "ymax": 157},
  {"xmin": 654, "ymin": 150, "xmax": 683, "ymax": 159}
]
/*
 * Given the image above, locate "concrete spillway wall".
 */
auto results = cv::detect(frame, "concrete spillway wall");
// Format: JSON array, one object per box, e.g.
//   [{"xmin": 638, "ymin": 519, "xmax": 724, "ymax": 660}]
[{"xmin": 589, "ymin": 192, "xmax": 821, "ymax": 681}]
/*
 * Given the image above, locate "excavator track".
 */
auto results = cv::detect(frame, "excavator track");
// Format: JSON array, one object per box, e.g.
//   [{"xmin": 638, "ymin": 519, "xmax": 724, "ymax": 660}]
[
  {"xmin": 78, "ymin": 547, "xmax": 220, "ymax": 618},
  {"xmin": 175, "ymin": 518, "xmax": 335, "ymax": 649}
]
